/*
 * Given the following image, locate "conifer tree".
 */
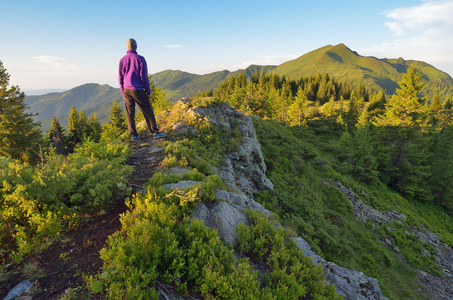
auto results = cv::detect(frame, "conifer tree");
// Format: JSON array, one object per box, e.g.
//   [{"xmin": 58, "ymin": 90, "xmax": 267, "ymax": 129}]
[
  {"xmin": 0, "ymin": 61, "xmax": 42, "ymax": 162},
  {"xmin": 109, "ymin": 99, "xmax": 126, "ymax": 131},
  {"xmin": 376, "ymin": 66, "xmax": 426, "ymax": 127},
  {"xmin": 430, "ymin": 93, "xmax": 442, "ymax": 113},
  {"xmin": 288, "ymin": 86, "xmax": 308, "ymax": 126},
  {"xmin": 374, "ymin": 67, "xmax": 432, "ymax": 201},
  {"xmin": 427, "ymin": 127, "xmax": 453, "ymax": 211},
  {"xmin": 47, "ymin": 116, "xmax": 67, "ymax": 154},
  {"xmin": 67, "ymin": 105, "xmax": 80, "ymax": 150},
  {"xmin": 323, "ymin": 95, "xmax": 336, "ymax": 117},
  {"xmin": 88, "ymin": 112, "xmax": 102, "ymax": 142}
]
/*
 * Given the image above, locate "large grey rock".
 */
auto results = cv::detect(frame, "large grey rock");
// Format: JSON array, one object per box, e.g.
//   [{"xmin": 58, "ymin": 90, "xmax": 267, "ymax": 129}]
[
  {"xmin": 324, "ymin": 263, "xmax": 388, "ymax": 300},
  {"xmin": 192, "ymin": 202, "xmax": 249, "ymax": 244},
  {"xmin": 171, "ymin": 99, "xmax": 273, "ymax": 198},
  {"xmin": 215, "ymin": 189, "xmax": 270, "ymax": 216},
  {"xmin": 4, "ymin": 280, "xmax": 33, "ymax": 300},
  {"xmin": 162, "ymin": 180, "xmax": 200, "ymax": 191}
]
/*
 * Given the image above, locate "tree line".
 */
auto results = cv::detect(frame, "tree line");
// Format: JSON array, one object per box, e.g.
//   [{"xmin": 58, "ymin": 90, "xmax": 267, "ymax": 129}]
[
  {"xmin": 0, "ymin": 60, "xmax": 171, "ymax": 161},
  {"xmin": 199, "ymin": 68, "xmax": 453, "ymax": 213}
]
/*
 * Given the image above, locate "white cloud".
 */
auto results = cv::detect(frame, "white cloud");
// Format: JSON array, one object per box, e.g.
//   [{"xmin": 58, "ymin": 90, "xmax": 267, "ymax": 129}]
[
  {"xmin": 360, "ymin": 0, "xmax": 453, "ymax": 76},
  {"xmin": 384, "ymin": 0, "xmax": 453, "ymax": 35},
  {"xmin": 163, "ymin": 44, "xmax": 182, "ymax": 49},
  {"xmin": 33, "ymin": 55, "xmax": 76, "ymax": 70}
]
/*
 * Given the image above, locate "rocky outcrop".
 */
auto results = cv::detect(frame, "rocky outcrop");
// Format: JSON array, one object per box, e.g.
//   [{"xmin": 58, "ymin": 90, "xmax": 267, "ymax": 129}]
[
  {"xmin": 3, "ymin": 280, "xmax": 33, "ymax": 300},
  {"xmin": 293, "ymin": 237, "xmax": 388, "ymax": 300},
  {"xmin": 334, "ymin": 181, "xmax": 407, "ymax": 225},
  {"xmin": 170, "ymin": 98, "xmax": 389, "ymax": 299},
  {"xmin": 334, "ymin": 180, "xmax": 453, "ymax": 300},
  {"xmin": 172, "ymin": 99, "xmax": 274, "ymax": 198}
]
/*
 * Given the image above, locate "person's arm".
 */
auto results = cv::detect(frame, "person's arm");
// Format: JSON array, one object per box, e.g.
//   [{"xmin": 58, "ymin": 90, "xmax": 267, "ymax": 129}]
[
  {"xmin": 140, "ymin": 57, "xmax": 152, "ymax": 96},
  {"xmin": 118, "ymin": 60, "xmax": 124, "ymax": 95}
]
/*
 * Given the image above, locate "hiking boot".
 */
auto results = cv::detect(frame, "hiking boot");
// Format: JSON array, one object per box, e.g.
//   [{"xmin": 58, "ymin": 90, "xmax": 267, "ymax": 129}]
[
  {"xmin": 153, "ymin": 132, "xmax": 167, "ymax": 139},
  {"xmin": 132, "ymin": 135, "xmax": 140, "ymax": 141}
]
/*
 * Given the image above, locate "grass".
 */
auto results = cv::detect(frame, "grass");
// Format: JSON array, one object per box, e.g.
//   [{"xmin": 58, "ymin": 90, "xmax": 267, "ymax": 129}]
[{"xmin": 253, "ymin": 116, "xmax": 453, "ymax": 299}]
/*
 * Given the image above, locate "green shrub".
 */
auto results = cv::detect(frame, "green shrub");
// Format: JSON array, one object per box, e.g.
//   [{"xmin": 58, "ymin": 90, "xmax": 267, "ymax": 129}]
[
  {"xmin": 236, "ymin": 209, "xmax": 340, "ymax": 299},
  {"xmin": 0, "ymin": 140, "xmax": 133, "ymax": 262}
]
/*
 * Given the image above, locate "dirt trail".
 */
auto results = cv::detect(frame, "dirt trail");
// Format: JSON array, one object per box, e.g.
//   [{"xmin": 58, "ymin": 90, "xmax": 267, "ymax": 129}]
[{"xmin": 1, "ymin": 133, "xmax": 167, "ymax": 299}]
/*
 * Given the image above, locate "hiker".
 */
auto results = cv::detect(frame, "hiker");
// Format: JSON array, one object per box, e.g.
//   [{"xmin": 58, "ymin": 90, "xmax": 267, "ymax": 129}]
[{"xmin": 118, "ymin": 38, "xmax": 166, "ymax": 140}]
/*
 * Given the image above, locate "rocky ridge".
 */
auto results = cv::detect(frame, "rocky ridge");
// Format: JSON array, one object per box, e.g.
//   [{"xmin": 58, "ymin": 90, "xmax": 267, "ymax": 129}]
[{"xmin": 168, "ymin": 99, "xmax": 389, "ymax": 299}]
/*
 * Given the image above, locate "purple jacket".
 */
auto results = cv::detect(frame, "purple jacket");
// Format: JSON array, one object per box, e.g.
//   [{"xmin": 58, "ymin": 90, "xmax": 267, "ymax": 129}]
[{"xmin": 118, "ymin": 50, "xmax": 151, "ymax": 96}]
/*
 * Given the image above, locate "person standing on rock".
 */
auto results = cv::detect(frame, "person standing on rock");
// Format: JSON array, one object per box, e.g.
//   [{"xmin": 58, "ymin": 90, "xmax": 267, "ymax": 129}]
[{"xmin": 118, "ymin": 38, "xmax": 166, "ymax": 140}]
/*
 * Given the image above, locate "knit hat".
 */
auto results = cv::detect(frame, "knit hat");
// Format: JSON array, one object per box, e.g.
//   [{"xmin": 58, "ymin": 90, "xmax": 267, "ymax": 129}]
[{"xmin": 126, "ymin": 38, "xmax": 137, "ymax": 50}]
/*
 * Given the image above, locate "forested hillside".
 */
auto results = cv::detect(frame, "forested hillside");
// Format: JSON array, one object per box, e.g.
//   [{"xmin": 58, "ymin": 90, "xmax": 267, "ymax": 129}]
[{"xmin": 24, "ymin": 83, "xmax": 122, "ymax": 132}]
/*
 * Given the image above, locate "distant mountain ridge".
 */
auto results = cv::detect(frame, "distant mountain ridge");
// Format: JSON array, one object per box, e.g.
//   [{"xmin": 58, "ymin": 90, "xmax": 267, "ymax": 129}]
[
  {"xmin": 151, "ymin": 65, "xmax": 276, "ymax": 101},
  {"xmin": 272, "ymin": 43, "xmax": 453, "ymax": 99},
  {"xmin": 26, "ymin": 43, "xmax": 453, "ymax": 133},
  {"xmin": 151, "ymin": 43, "xmax": 453, "ymax": 101},
  {"xmin": 25, "ymin": 83, "xmax": 122, "ymax": 132}
]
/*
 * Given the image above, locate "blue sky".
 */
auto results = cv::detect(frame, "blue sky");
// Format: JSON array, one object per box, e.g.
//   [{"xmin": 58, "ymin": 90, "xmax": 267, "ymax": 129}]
[{"xmin": 1, "ymin": 0, "xmax": 453, "ymax": 92}]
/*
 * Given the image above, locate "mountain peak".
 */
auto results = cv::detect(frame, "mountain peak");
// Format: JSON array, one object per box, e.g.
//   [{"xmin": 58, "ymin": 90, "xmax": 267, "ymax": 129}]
[{"xmin": 328, "ymin": 43, "xmax": 360, "ymax": 58}]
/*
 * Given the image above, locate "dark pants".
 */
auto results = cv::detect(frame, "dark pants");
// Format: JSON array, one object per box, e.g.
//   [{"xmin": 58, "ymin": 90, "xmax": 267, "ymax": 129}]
[{"xmin": 123, "ymin": 89, "xmax": 159, "ymax": 137}]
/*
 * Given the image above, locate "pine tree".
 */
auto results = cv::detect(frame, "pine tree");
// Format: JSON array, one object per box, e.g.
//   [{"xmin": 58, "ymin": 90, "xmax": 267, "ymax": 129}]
[
  {"xmin": 148, "ymin": 77, "xmax": 172, "ymax": 113},
  {"xmin": 47, "ymin": 116, "xmax": 67, "ymax": 154},
  {"xmin": 373, "ymin": 67, "xmax": 432, "ymax": 201},
  {"xmin": 88, "ymin": 112, "xmax": 102, "ymax": 142},
  {"xmin": 376, "ymin": 66, "xmax": 426, "ymax": 127},
  {"xmin": 109, "ymin": 100, "xmax": 126, "ymax": 130},
  {"xmin": 0, "ymin": 61, "xmax": 42, "ymax": 162},
  {"xmin": 67, "ymin": 106, "xmax": 80, "ymax": 150},
  {"xmin": 427, "ymin": 127, "xmax": 453, "ymax": 211},
  {"xmin": 287, "ymin": 86, "xmax": 308, "ymax": 126},
  {"xmin": 430, "ymin": 93, "xmax": 442, "ymax": 113},
  {"xmin": 323, "ymin": 95, "xmax": 336, "ymax": 117}
]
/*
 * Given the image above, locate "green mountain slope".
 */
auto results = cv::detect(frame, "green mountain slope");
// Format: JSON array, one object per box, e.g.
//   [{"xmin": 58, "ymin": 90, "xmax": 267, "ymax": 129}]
[
  {"xmin": 273, "ymin": 43, "xmax": 453, "ymax": 99},
  {"xmin": 25, "ymin": 44, "xmax": 453, "ymax": 133},
  {"xmin": 151, "ymin": 44, "xmax": 453, "ymax": 103},
  {"xmin": 151, "ymin": 65, "xmax": 276, "ymax": 101},
  {"xmin": 25, "ymin": 83, "xmax": 122, "ymax": 132}
]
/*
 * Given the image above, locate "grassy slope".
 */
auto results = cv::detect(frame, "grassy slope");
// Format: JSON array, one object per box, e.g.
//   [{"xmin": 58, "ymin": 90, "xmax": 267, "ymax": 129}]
[
  {"xmin": 273, "ymin": 43, "xmax": 453, "ymax": 99},
  {"xmin": 253, "ymin": 117, "xmax": 453, "ymax": 299}
]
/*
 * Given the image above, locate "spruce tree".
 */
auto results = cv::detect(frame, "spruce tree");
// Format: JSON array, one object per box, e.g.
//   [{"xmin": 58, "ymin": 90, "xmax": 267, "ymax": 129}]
[
  {"xmin": 148, "ymin": 77, "xmax": 172, "ymax": 113},
  {"xmin": 47, "ymin": 116, "xmax": 67, "ymax": 154},
  {"xmin": 288, "ymin": 86, "xmax": 308, "ymax": 126},
  {"xmin": 374, "ymin": 67, "xmax": 432, "ymax": 201},
  {"xmin": 109, "ymin": 100, "xmax": 126, "ymax": 131},
  {"xmin": 376, "ymin": 66, "xmax": 426, "ymax": 127},
  {"xmin": 88, "ymin": 112, "xmax": 102, "ymax": 142},
  {"xmin": 0, "ymin": 61, "xmax": 42, "ymax": 162},
  {"xmin": 67, "ymin": 105, "xmax": 80, "ymax": 150},
  {"xmin": 430, "ymin": 93, "xmax": 442, "ymax": 113}
]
